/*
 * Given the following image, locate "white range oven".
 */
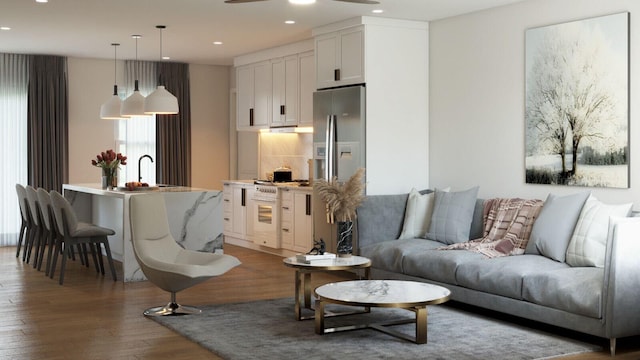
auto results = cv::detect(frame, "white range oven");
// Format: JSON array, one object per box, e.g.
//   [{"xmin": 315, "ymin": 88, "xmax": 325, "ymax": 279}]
[{"xmin": 251, "ymin": 184, "xmax": 280, "ymax": 248}]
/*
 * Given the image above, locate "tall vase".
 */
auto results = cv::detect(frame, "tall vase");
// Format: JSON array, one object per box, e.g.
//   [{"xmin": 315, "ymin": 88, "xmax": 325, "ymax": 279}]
[
  {"xmin": 336, "ymin": 221, "xmax": 353, "ymax": 257},
  {"xmin": 102, "ymin": 168, "xmax": 117, "ymax": 190}
]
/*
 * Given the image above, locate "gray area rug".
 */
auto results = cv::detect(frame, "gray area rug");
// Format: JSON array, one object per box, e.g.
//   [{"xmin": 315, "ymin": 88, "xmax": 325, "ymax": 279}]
[{"xmin": 151, "ymin": 298, "xmax": 602, "ymax": 360}]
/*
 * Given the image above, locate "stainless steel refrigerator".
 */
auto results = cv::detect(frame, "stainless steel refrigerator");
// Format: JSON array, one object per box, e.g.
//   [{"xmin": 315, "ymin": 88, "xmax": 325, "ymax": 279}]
[{"xmin": 312, "ymin": 85, "xmax": 366, "ymax": 254}]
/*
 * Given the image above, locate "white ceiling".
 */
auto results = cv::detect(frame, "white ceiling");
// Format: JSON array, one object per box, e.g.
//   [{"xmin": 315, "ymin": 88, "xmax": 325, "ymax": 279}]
[{"xmin": 0, "ymin": 0, "xmax": 527, "ymax": 65}]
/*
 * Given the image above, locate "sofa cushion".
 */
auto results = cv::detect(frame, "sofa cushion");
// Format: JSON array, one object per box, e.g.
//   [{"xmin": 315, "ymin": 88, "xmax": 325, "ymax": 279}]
[
  {"xmin": 525, "ymin": 192, "xmax": 590, "ymax": 262},
  {"xmin": 565, "ymin": 197, "xmax": 632, "ymax": 267},
  {"xmin": 356, "ymin": 193, "xmax": 410, "ymax": 250},
  {"xmin": 455, "ymin": 255, "xmax": 568, "ymax": 300},
  {"xmin": 403, "ymin": 249, "xmax": 486, "ymax": 284},
  {"xmin": 360, "ymin": 238, "xmax": 442, "ymax": 273},
  {"xmin": 426, "ymin": 186, "xmax": 479, "ymax": 245},
  {"xmin": 522, "ymin": 267, "xmax": 603, "ymax": 318},
  {"xmin": 398, "ymin": 188, "xmax": 437, "ymax": 239}
]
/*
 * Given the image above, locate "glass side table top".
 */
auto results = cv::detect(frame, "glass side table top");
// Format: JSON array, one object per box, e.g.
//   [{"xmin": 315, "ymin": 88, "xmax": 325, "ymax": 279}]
[
  {"xmin": 315, "ymin": 280, "xmax": 451, "ymax": 307},
  {"xmin": 283, "ymin": 255, "xmax": 371, "ymax": 269}
]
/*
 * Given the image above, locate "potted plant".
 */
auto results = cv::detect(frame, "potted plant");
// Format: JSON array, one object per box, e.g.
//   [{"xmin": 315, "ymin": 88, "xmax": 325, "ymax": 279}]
[{"xmin": 314, "ymin": 168, "xmax": 365, "ymax": 256}]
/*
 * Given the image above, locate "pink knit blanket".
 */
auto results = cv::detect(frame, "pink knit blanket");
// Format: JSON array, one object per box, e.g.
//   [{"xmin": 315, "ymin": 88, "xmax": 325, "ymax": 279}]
[{"xmin": 439, "ymin": 198, "xmax": 544, "ymax": 258}]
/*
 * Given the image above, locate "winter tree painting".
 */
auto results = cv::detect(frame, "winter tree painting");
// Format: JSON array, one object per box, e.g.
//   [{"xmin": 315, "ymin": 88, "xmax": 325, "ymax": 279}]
[{"xmin": 525, "ymin": 13, "xmax": 629, "ymax": 188}]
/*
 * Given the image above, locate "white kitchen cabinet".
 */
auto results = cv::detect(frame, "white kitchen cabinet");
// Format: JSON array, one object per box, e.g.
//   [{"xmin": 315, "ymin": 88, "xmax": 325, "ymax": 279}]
[
  {"xmin": 236, "ymin": 61, "xmax": 271, "ymax": 130},
  {"xmin": 315, "ymin": 26, "xmax": 364, "ymax": 89},
  {"xmin": 280, "ymin": 189, "xmax": 294, "ymax": 249},
  {"xmin": 271, "ymin": 55, "xmax": 299, "ymax": 127},
  {"xmin": 292, "ymin": 191, "xmax": 313, "ymax": 253},
  {"xmin": 223, "ymin": 183, "xmax": 250, "ymax": 239},
  {"xmin": 298, "ymin": 51, "xmax": 314, "ymax": 126}
]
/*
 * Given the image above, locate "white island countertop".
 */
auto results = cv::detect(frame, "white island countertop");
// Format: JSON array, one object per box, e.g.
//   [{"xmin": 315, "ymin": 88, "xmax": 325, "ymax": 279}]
[{"xmin": 63, "ymin": 183, "xmax": 224, "ymax": 282}]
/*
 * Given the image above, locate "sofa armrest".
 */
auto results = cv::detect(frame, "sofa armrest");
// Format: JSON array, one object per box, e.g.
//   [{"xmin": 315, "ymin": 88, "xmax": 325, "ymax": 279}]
[
  {"xmin": 356, "ymin": 193, "xmax": 409, "ymax": 250},
  {"xmin": 602, "ymin": 217, "xmax": 640, "ymax": 338}
]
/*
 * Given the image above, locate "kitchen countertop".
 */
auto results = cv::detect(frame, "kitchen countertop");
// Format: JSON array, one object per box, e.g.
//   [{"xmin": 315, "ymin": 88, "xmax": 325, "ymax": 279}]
[
  {"xmin": 64, "ymin": 183, "xmax": 215, "ymax": 197},
  {"xmin": 223, "ymin": 180, "xmax": 314, "ymax": 192}
]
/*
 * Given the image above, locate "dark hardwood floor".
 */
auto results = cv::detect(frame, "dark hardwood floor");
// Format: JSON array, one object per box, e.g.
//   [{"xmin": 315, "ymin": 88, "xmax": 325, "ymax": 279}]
[{"xmin": 1, "ymin": 244, "xmax": 638, "ymax": 359}]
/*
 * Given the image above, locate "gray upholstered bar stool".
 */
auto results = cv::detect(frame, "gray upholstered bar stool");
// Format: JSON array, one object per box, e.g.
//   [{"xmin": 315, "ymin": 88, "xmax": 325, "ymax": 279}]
[
  {"xmin": 36, "ymin": 188, "xmax": 58, "ymax": 274},
  {"xmin": 14, "ymin": 184, "xmax": 31, "ymax": 260},
  {"xmin": 24, "ymin": 185, "xmax": 44, "ymax": 266},
  {"xmin": 49, "ymin": 190, "xmax": 117, "ymax": 285}
]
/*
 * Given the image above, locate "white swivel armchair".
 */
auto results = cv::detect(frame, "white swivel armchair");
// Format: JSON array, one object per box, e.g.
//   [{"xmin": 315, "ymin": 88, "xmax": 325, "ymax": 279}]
[{"xmin": 129, "ymin": 193, "xmax": 241, "ymax": 316}]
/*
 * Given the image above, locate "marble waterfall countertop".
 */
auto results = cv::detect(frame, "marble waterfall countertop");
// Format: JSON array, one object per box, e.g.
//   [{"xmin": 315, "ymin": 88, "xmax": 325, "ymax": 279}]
[{"xmin": 62, "ymin": 184, "xmax": 224, "ymax": 282}]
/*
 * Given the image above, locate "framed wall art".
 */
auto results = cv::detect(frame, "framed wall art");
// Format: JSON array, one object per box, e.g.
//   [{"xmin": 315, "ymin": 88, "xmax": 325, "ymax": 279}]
[{"xmin": 525, "ymin": 12, "xmax": 629, "ymax": 188}]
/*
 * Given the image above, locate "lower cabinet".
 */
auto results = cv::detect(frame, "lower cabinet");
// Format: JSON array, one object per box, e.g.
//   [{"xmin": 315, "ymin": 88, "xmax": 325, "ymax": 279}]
[{"xmin": 279, "ymin": 189, "xmax": 313, "ymax": 253}]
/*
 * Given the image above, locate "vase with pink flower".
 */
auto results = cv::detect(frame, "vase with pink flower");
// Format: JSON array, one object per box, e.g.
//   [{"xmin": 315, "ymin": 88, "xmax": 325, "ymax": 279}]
[{"xmin": 92, "ymin": 149, "xmax": 127, "ymax": 190}]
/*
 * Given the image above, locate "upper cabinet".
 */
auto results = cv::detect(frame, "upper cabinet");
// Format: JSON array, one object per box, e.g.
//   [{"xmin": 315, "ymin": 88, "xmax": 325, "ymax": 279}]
[
  {"xmin": 234, "ymin": 40, "xmax": 315, "ymax": 131},
  {"xmin": 237, "ymin": 61, "xmax": 271, "ymax": 130},
  {"xmin": 315, "ymin": 26, "xmax": 364, "ymax": 89},
  {"xmin": 298, "ymin": 51, "xmax": 314, "ymax": 126},
  {"xmin": 271, "ymin": 55, "xmax": 298, "ymax": 127}
]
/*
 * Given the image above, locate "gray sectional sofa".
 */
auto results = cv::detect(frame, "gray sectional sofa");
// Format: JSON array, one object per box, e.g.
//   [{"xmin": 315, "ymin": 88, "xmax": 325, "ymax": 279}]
[{"xmin": 356, "ymin": 189, "xmax": 640, "ymax": 356}]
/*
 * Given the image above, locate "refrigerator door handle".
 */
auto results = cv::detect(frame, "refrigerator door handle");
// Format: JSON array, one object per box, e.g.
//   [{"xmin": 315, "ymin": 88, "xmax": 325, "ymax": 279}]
[{"xmin": 325, "ymin": 115, "xmax": 337, "ymax": 181}]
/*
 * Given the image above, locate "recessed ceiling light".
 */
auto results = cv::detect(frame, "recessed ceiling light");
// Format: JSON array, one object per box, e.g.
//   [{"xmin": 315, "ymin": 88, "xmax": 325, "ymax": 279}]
[
  {"xmin": 285, "ymin": 20, "xmax": 296, "ymax": 25},
  {"xmin": 35, "ymin": 0, "xmax": 48, "ymax": 3},
  {"xmin": 372, "ymin": 9, "xmax": 383, "ymax": 14},
  {"xmin": 289, "ymin": 0, "xmax": 315, "ymax": 4},
  {"xmin": 0, "ymin": 26, "xmax": 11, "ymax": 31},
  {"xmin": 162, "ymin": 56, "xmax": 170, "ymax": 60},
  {"xmin": 213, "ymin": 41, "xmax": 223, "ymax": 45}
]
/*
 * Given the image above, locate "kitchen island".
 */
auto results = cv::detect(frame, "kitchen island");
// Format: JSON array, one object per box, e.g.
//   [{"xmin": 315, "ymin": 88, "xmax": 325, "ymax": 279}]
[{"xmin": 62, "ymin": 184, "xmax": 224, "ymax": 282}]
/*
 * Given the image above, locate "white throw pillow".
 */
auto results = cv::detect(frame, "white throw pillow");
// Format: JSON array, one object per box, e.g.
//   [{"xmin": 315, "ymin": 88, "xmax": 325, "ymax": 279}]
[
  {"xmin": 398, "ymin": 188, "xmax": 450, "ymax": 239},
  {"xmin": 565, "ymin": 196, "xmax": 632, "ymax": 267}
]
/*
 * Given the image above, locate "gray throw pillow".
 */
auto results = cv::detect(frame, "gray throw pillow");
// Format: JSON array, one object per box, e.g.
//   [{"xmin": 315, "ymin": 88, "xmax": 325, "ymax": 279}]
[
  {"xmin": 525, "ymin": 192, "xmax": 590, "ymax": 262},
  {"xmin": 426, "ymin": 186, "xmax": 479, "ymax": 245}
]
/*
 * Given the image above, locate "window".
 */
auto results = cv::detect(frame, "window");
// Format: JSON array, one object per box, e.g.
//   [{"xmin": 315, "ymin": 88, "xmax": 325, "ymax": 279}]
[
  {"xmin": 117, "ymin": 60, "xmax": 157, "ymax": 186},
  {"xmin": 0, "ymin": 54, "xmax": 28, "ymax": 246}
]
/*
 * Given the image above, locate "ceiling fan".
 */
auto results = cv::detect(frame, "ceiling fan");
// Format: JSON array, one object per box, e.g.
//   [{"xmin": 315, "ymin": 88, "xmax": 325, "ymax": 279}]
[{"xmin": 225, "ymin": 0, "xmax": 380, "ymax": 4}]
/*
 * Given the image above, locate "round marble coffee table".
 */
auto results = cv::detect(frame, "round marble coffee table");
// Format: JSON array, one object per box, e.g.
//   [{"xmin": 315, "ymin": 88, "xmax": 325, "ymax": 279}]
[
  {"xmin": 283, "ymin": 255, "xmax": 371, "ymax": 320},
  {"xmin": 314, "ymin": 280, "xmax": 451, "ymax": 344}
]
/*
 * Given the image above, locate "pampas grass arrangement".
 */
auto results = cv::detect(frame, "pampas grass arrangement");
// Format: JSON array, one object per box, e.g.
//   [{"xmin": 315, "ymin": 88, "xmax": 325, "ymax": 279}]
[{"xmin": 314, "ymin": 168, "xmax": 365, "ymax": 223}]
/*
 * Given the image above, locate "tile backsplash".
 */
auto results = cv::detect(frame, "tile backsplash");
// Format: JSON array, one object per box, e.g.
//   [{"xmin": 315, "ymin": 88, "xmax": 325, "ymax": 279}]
[{"xmin": 259, "ymin": 133, "xmax": 313, "ymax": 180}]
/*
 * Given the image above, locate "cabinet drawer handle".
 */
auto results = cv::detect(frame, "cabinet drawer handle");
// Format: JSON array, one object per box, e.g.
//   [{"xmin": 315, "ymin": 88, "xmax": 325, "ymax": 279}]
[
  {"xmin": 241, "ymin": 188, "xmax": 246, "ymax": 206},
  {"xmin": 282, "ymin": 206, "xmax": 290, "ymax": 210},
  {"xmin": 280, "ymin": 105, "xmax": 285, "ymax": 115},
  {"xmin": 249, "ymin": 108, "xmax": 254, "ymax": 126},
  {"xmin": 224, "ymin": 199, "xmax": 230, "ymax": 202},
  {"xmin": 334, "ymin": 68, "xmax": 340, "ymax": 81},
  {"xmin": 282, "ymin": 228, "xmax": 290, "ymax": 232},
  {"xmin": 306, "ymin": 194, "xmax": 311, "ymax": 216},
  {"xmin": 224, "ymin": 218, "xmax": 230, "ymax": 221}
]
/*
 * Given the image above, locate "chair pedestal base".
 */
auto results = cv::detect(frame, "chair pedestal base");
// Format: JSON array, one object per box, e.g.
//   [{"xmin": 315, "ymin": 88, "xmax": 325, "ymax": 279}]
[{"xmin": 143, "ymin": 302, "xmax": 202, "ymax": 316}]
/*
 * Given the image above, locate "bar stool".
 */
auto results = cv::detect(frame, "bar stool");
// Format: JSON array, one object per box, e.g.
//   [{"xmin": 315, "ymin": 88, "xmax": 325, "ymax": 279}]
[
  {"xmin": 14, "ymin": 184, "xmax": 31, "ymax": 260},
  {"xmin": 24, "ymin": 186, "xmax": 43, "ymax": 266},
  {"xmin": 36, "ymin": 188, "xmax": 59, "ymax": 274},
  {"xmin": 49, "ymin": 190, "xmax": 117, "ymax": 285}
]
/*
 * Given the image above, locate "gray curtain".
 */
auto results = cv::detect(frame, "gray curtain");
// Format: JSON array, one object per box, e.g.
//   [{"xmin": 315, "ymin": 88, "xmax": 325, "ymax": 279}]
[
  {"xmin": 155, "ymin": 62, "xmax": 191, "ymax": 186},
  {"xmin": 27, "ymin": 55, "xmax": 68, "ymax": 191}
]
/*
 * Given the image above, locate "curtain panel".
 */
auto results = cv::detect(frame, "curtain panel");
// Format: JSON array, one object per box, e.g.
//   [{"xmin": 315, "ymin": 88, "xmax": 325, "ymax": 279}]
[
  {"xmin": 0, "ymin": 53, "xmax": 28, "ymax": 246},
  {"xmin": 155, "ymin": 62, "xmax": 191, "ymax": 186},
  {"xmin": 27, "ymin": 55, "xmax": 68, "ymax": 191}
]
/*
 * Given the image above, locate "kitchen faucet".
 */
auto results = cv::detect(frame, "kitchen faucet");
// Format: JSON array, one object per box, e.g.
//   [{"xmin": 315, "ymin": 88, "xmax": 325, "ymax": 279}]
[{"xmin": 138, "ymin": 154, "xmax": 154, "ymax": 183}]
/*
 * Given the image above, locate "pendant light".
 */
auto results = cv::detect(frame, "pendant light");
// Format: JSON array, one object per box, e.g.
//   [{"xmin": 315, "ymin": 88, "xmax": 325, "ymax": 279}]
[
  {"xmin": 120, "ymin": 34, "xmax": 146, "ymax": 117},
  {"xmin": 144, "ymin": 25, "xmax": 179, "ymax": 115},
  {"xmin": 100, "ymin": 43, "xmax": 123, "ymax": 119}
]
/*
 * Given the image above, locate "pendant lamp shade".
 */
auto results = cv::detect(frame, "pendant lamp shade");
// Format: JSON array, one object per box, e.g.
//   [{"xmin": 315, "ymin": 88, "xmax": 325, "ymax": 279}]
[
  {"xmin": 145, "ymin": 25, "xmax": 179, "ymax": 115},
  {"xmin": 100, "ymin": 43, "xmax": 123, "ymax": 120},
  {"xmin": 121, "ymin": 80, "xmax": 146, "ymax": 117},
  {"xmin": 100, "ymin": 90, "xmax": 123, "ymax": 119},
  {"xmin": 145, "ymin": 85, "xmax": 179, "ymax": 114},
  {"xmin": 121, "ymin": 35, "xmax": 146, "ymax": 117}
]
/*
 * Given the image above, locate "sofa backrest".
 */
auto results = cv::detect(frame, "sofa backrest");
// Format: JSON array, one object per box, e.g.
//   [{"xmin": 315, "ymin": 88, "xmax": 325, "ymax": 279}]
[{"xmin": 356, "ymin": 191, "xmax": 485, "ymax": 251}]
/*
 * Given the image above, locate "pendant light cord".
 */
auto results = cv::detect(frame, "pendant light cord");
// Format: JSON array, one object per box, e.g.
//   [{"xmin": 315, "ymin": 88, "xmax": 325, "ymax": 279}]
[
  {"xmin": 132, "ymin": 35, "xmax": 141, "ymax": 92},
  {"xmin": 111, "ymin": 43, "xmax": 119, "ymax": 95}
]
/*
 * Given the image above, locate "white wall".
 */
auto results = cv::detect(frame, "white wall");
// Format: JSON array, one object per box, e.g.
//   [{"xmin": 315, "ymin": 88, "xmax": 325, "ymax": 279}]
[
  {"xmin": 190, "ymin": 64, "xmax": 230, "ymax": 190},
  {"xmin": 67, "ymin": 58, "xmax": 231, "ymax": 189},
  {"xmin": 429, "ymin": 0, "xmax": 638, "ymax": 209}
]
